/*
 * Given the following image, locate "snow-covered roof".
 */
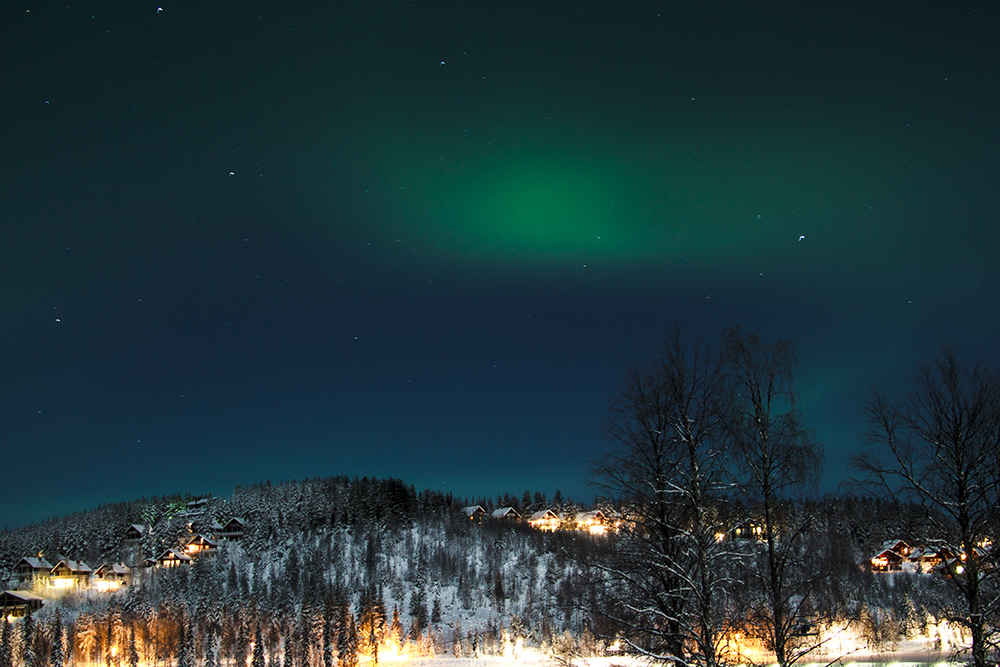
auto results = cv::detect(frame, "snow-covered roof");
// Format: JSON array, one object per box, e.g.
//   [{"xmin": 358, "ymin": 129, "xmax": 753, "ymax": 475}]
[
  {"xmin": 51, "ymin": 559, "xmax": 92, "ymax": 574},
  {"xmin": 94, "ymin": 562, "xmax": 131, "ymax": 576},
  {"xmin": 529, "ymin": 510, "xmax": 558, "ymax": 521},
  {"xmin": 462, "ymin": 505, "xmax": 486, "ymax": 515},
  {"xmin": 491, "ymin": 507, "xmax": 519, "ymax": 519},
  {"xmin": 156, "ymin": 549, "xmax": 192, "ymax": 563},
  {"xmin": 1, "ymin": 590, "xmax": 46, "ymax": 602},
  {"xmin": 187, "ymin": 534, "xmax": 218, "ymax": 547},
  {"xmin": 17, "ymin": 556, "xmax": 53, "ymax": 571}
]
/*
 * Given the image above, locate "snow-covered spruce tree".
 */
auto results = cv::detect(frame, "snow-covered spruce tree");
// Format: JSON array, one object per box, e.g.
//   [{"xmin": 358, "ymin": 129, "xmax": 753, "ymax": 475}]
[
  {"xmin": 591, "ymin": 326, "xmax": 740, "ymax": 667},
  {"xmin": 50, "ymin": 615, "xmax": 64, "ymax": 667},
  {"xmin": 336, "ymin": 605, "xmax": 358, "ymax": 667},
  {"xmin": 127, "ymin": 627, "xmax": 139, "ymax": 667},
  {"xmin": 21, "ymin": 614, "xmax": 37, "ymax": 667},
  {"xmin": 723, "ymin": 326, "xmax": 827, "ymax": 667},
  {"xmin": 853, "ymin": 347, "xmax": 1000, "ymax": 667},
  {"xmin": 0, "ymin": 618, "xmax": 11, "ymax": 667},
  {"xmin": 253, "ymin": 624, "xmax": 266, "ymax": 667}
]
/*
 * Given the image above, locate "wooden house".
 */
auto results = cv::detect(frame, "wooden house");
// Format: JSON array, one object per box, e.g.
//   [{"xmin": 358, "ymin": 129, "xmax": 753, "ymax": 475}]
[
  {"xmin": 123, "ymin": 524, "xmax": 146, "ymax": 543},
  {"xmin": 93, "ymin": 563, "xmax": 131, "ymax": 592},
  {"xmin": 575, "ymin": 510, "xmax": 610, "ymax": 535},
  {"xmin": 528, "ymin": 510, "xmax": 561, "ymax": 531},
  {"xmin": 49, "ymin": 559, "xmax": 92, "ymax": 589},
  {"xmin": 13, "ymin": 556, "xmax": 53, "ymax": 584},
  {"xmin": 462, "ymin": 506, "xmax": 487, "ymax": 522},
  {"xmin": 490, "ymin": 507, "xmax": 520, "ymax": 520},
  {"xmin": 184, "ymin": 534, "xmax": 218, "ymax": 557},
  {"xmin": 870, "ymin": 540, "xmax": 912, "ymax": 572},
  {"xmin": 155, "ymin": 550, "xmax": 192, "ymax": 568},
  {"xmin": 730, "ymin": 520, "xmax": 765, "ymax": 541},
  {"xmin": 0, "ymin": 590, "xmax": 45, "ymax": 618},
  {"xmin": 215, "ymin": 517, "xmax": 247, "ymax": 541}
]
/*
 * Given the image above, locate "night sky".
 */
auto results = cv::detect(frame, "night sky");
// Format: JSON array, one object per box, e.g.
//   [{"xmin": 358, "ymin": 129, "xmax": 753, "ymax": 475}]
[{"xmin": 3, "ymin": 1, "xmax": 999, "ymax": 529}]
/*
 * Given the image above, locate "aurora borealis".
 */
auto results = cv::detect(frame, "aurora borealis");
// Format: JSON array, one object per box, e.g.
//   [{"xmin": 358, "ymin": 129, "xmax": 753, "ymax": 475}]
[{"xmin": 2, "ymin": 1, "xmax": 998, "ymax": 528}]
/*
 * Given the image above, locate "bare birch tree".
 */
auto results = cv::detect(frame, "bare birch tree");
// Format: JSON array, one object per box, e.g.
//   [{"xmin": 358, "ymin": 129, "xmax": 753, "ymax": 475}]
[
  {"xmin": 591, "ymin": 326, "xmax": 740, "ymax": 667},
  {"xmin": 722, "ymin": 326, "xmax": 824, "ymax": 667},
  {"xmin": 852, "ymin": 348, "xmax": 1000, "ymax": 667}
]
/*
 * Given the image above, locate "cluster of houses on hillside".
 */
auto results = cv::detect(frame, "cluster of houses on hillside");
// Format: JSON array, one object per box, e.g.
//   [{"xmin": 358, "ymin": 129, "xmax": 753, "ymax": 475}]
[
  {"xmin": 6, "ymin": 495, "xmax": 989, "ymax": 621},
  {"xmin": 2, "ymin": 515, "xmax": 248, "ymax": 619},
  {"xmin": 868, "ymin": 539, "xmax": 990, "ymax": 574},
  {"xmin": 463, "ymin": 505, "xmax": 615, "ymax": 534}
]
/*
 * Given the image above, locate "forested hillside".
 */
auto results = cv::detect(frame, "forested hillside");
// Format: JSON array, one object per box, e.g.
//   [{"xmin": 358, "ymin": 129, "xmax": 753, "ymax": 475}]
[{"xmin": 0, "ymin": 476, "xmax": 985, "ymax": 667}]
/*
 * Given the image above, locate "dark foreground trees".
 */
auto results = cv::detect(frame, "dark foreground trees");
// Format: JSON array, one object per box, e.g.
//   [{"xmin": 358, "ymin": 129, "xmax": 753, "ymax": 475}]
[
  {"xmin": 723, "ymin": 327, "xmax": 826, "ymax": 667},
  {"xmin": 591, "ymin": 325, "xmax": 828, "ymax": 667},
  {"xmin": 853, "ymin": 348, "xmax": 1000, "ymax": 667},
  {"xmin": 592, "ymin": 327, "xmax": 738, "ymax": 667}
]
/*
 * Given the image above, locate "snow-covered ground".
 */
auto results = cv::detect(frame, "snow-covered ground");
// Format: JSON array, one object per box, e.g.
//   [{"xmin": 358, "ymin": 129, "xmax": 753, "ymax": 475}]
[
  {"xmin": 370, "ymin": 649, "xmax": 644, "ymax": 667},
  {"xmin": 363, "ymin": 646, "xmax": 965, "ymax": 667}
]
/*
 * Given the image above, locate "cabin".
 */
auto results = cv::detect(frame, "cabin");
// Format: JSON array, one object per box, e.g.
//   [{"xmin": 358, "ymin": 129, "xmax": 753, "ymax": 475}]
[
  {"xmin": 155, "ymin": 550, "xmax": 192, "ymax": 568},
  {"xmin": 575, "ymin": 510, "xmax": 610, "ymax": 535},
  {"xmin": 0, "ymin": 590, "xmax": 45, "ymax": 618},
  {"xmin": 49, "ymin": 559, "xmax": 92, "ymax": 589},
  {"xmin": 462, "ymin": 506, "xmax": 487, "ymax": 522},
  {"xmin": 870, "ymin": 540, "xmax": 912, "ymax": 572},
  {"xmin": 490, "ymin": 507, "xmax": 520, "ymax": 520},
  {"xmin": 123, "ymin": 524, "xmax": 146, "ymax": 543},
  {"xmin": 182, "ymin": 497, "xmax": 210, "ymax": 515},
  {"xmin": 215, "ymin": 517, "xmax": 247, "ymax": 541},
  {"xmin": 93, "ymin": 563, "xmax": 131, "ymax": 592},
  {"xmin": 184, "ymin": 534, "xmax": 218, "ymax": 557},
  {"xmin": 908, "ymin": 545, "xmax": 944, "ymax": 573},
  {"xmin": 13, "ymin": 556, "xmax": 53, "ymax": 584},
  {"xmin": 730, "ymin": 520, "xmax": 765, "ymax": 541},
  {"xmin": 528, "ymin": 510, "xmax": 561, "ymax": 531}
]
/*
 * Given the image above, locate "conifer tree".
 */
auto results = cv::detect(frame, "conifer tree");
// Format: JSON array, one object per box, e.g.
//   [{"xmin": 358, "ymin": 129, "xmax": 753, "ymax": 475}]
[
  {"xmin": 21, "ymin": 613, "xmax": 37, "ymax": 667},
  {"xmin": 253, "ymin": 625, "xmax": 266, "ymax": 667},
  {"xmin": 127, "ymin": 628, "xmax": 139, "ymax": 667},
  {"xmin": 297, "ymin": 611, "xmax": 311, "ymax": 667},
  {"xmin": 322, "ymin": 620, "xmax": 333, "ymax": 667},
  {"xmin": 388, "ymin": 607, "xmax": 403, "ymax": 652},
  {"xmin": 177, "ymin": 617, "xmax": 190, "ymax": 667},
  {"xmin": 0, "ymin": 619, "xmax": 10, "ymax": 667},
  {"xmin": 430, "ymin": 597, "xmax": 441, "ymax": 626},
  {"xmin": 51, "ymin": 615, "xmax": 65, "ymax": 667},
  {"xmin": 336, "ymin": 606, "xmax": 358, "ymax": 667},
  {"xmin": 234, "ymin": 613, "xmax": 248, "ymax": 667}
]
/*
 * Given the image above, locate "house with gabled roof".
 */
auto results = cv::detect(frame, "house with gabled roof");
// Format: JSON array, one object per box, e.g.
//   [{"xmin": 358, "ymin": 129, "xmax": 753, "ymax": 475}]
[
  {"xmin": 184, "ymin": 534, "xmax": 218, "ymax": 557},
  {"xmin": 575, "ymin": 509, "xmax": 611, "ymax": 535},
  {"xmin": 491, "ymin": 507, "xmax": 520, "ymax": 520},
  {"xmin": 215, "ymin": 517, "xmax": 247, "ymax": 541},
  {"xmin": 13, "ymin": 556, "xmax": 53, "ymax": 584},
  {"xmin": 123, "ymin": 524, "xmax": 146, "ymax": 543},
  {"xmin": 462, "ymin": 506, "xmax": 487, "ymax": 522},
  {"xmin": 0, "ymin": 590, "xmax": 45, "ymax": 618},
  {"xmin": 870, "ymin": 540, "xmax": 912, "ymax": 572},
  {"xmin": 50, "ymin": 559, "xmax": 92, "ymax": 590},
  {"xmin": 528, "ymin": 509, "xmax": 561, "ymax": 531},
  {"xmin": 93, "ymin": 563, "xmax": 131, "ymax": 591},
  {"xmin": 155, "ymin": 550, "xmax": 192, "ymax": 568}
]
